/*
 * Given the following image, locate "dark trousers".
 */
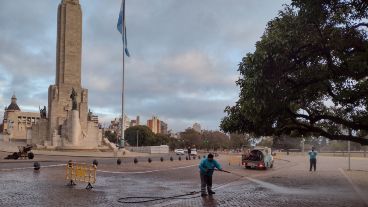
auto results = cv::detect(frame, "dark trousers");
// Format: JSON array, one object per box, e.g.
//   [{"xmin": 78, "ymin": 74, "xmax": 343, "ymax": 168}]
[
  {"xmin": 200, "ymin": 173, "xmax": 213, "ymax": 193},
  {"xmin": 310, "ymin": 158, "xmax": 316, "ymax": 171}
]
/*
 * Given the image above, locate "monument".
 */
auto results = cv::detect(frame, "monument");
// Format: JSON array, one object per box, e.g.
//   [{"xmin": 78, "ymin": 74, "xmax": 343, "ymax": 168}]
[{"xmin": 30, "ymin": 0, "xmax": 109, "ymax": 150}]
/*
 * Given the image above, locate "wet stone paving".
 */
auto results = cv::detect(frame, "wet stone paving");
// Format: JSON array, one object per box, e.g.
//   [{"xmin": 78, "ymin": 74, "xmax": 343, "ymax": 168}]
[{"xmin": 0, "ymin": 155, "xmax": 368, "ymax": 207}]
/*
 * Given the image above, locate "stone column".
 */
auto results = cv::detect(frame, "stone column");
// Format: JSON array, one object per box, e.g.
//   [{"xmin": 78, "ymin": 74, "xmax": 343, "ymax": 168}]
[{"xmin": 71, "ymin": 110, "xmax": 81, "ymax": 146}]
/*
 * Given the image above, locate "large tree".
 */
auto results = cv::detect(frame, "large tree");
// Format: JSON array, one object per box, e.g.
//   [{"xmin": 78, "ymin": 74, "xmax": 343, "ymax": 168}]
[
  {"xmin": 221, "ymin": 0, "xmax": 368, "ymax": 145},
  {"xmin": 125, "ymin": 125, "xmax": 156, "ymax": 146},
  {"xmin": 180, "ymin": 128, "xmax": 202, "ymax": 148},
  {"xmin": 202, "ymin": 130, "xmax": 230, "ymax": 150}
]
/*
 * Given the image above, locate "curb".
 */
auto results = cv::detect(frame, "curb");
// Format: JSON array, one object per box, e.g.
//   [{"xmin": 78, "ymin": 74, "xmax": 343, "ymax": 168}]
[{"xmin": 0, "ymin": 160, "xmax": 63, "ymax": 164}]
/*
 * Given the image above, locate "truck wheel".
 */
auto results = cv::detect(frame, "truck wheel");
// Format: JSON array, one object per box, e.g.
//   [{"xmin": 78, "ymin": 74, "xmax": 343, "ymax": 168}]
[
  {"xmin": 28, "ymin": 152, "xmax": 34, "ymax": 159},
  {"xmin": 13, "ymin": 152, "xmax": 19, "ymax": 160},
  {"xmin": 245, "ymin": 166, "xmax": 251, "ymax": 169}
]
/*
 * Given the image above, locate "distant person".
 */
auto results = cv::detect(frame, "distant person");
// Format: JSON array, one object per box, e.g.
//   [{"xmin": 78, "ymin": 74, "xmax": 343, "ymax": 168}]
[
  {"xmin": 187, "ymin": 147, "xmax": 191, "ymax": 160},
  {"xmin": 199, "ymin": 153, "xmax": 223, "ymax": 196},
  {"xmin": 308, "ymin": 147, "xmax": 318, "ymax": 171}
]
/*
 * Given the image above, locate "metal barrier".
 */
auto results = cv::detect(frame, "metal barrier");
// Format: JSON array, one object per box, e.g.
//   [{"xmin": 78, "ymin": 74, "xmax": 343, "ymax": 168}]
[{"xmin": 65, "ymin": 162, "xmax": 97, "ymax": 189}]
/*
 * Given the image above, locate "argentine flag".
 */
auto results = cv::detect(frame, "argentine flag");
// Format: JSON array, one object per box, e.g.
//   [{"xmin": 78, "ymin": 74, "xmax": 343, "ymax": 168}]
[{"xmin": 117, "ymin": 0, "xmax": 130, "ymax": 57}]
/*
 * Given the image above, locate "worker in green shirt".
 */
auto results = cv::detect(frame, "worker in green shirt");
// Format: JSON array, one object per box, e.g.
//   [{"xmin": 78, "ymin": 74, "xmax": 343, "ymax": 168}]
[
  {"xmin": 199, "ymin": 153, "xmax": 222, "ymax": 196},
  {"xmin": 308, "ymin": 147, "xmax": 318, "ymax": 171}
]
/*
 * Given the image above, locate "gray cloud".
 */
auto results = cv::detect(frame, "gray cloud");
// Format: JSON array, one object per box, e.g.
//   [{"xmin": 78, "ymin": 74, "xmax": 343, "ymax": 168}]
[{"xmin": 0, "ymin": 0, "xmax": 290, "ymax": 131}]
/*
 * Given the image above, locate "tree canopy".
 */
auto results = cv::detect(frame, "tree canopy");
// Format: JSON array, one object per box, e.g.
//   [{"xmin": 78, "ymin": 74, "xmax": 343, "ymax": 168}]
[
  {"xmin": 221, "ymin": 0, "xmax": 368, "ymax": 145},
  {"xmin": 125, "ymin": 125, "xmax": 156, "ymax": 146}
]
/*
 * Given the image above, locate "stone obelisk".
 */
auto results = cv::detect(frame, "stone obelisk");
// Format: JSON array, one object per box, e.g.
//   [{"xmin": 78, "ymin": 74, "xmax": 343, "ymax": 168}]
[{"xmin": 48, "ymin": 0, "xmax": 88, "ymax": 146}]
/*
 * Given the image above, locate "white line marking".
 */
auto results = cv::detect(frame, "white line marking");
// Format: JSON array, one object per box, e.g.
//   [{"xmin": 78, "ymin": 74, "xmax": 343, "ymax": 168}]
[
  {"xmin": 339, "ymin": 168, "xmax": 368, "ymax": 206},
  {"xmin": 97, "ymin": 164, "xmax": 197, "ymax": 174},
  {"xmin": 0, "ymin": 164, "xmax": 66, "ymax": 171}
]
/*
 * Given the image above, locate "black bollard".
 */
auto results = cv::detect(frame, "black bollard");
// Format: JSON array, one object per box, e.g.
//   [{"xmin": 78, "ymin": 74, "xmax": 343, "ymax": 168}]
[
  {"xmin": 93, "ymin": 160, "xmax": 98, "ymax": 166},
  {"xmin": 134, "ymin": 158, "xmax": 138, "ymax": 164},
  {"xmin": 170, "ymin": 157, "xmax": 173, "ymax": 161},
  {"xmin": 28, "ymin": 152, "xmax": 34, "ymax": 159},
  {"xmin": 68, "ymin": 160, "xmax": 73, "ymax": 168},
  {"xmin": 160, "ymin": 157, "xmax": 164, "ymax": 162},
  {"xmin": 34, "ymin": 162, "xmax": 40, "ymax": 171},
  {"xmin": 178, "ymin": 156, "xmax": 181, "ymax": 161},
  {"xmin": 117, "ymin": 158, "xmax": 122, "ymax": 165},
  {"xmin": 148, "ymin": 158, "xmax": 152, "ymax": 163},
  {"xmin": 185, "ymin": 156, "xmax": 188, "ymax": 160}
]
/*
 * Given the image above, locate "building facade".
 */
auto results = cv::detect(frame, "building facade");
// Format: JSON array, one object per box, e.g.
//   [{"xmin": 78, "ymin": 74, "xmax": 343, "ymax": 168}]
[
  {"xmin": 160, "ymin": 121, "xmax": 168, "ymax": 135},
  {"xmin": 2, "ymin": 95, "xmax": 40, "ymax": 142},
  {"xmin": 130, "ymin": 115, "xmax": 140, "ymax": 127},
  {"xmin": 192, "ymin": 123, "xmax": 202, "ymax": 133},
  {"xmin": 147, "ymin": 116, "xmax": 161, "ymax": 134}
]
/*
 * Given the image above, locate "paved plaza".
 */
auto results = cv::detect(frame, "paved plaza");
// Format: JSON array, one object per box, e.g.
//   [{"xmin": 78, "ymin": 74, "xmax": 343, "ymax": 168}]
[{"xmin": 0, "ymin": 151, "xmax": 367, "ymax": 207}]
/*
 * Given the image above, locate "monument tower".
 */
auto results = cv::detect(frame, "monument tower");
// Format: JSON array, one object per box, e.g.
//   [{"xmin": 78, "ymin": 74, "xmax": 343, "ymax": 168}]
[{"xmin": 46, "ymin": 0, "xmax": 98, "ymax": 148}]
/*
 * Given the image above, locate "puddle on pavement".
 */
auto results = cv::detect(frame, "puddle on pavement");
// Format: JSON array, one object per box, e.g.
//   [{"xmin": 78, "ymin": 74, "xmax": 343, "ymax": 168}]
[{"xmin": 246, "ymin": 177, "xmax": 356, "ymax": 198}]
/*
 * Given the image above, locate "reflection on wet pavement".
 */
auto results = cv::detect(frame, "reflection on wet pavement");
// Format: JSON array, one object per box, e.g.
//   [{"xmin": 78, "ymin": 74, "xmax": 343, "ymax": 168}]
[{"xmin": 0, "ymin": 156, "xmax": 367, "ymax": 207}]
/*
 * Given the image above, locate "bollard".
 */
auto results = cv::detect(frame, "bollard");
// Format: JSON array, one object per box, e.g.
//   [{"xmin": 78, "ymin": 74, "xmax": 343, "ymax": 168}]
[
  {"xmin": 170, "ymin": 157, "xmax": 173, "ymax": 161},
  {"xmin": 28, "ymin": 152, "xmax": 34, "ymax": 159},
  {"xmin": 68, "ymin": 160, "xmax": 73, "ymax": 167},
  {"xmin": 178, "ymin": 156, "xmax": 181, "ymax": 161},
  {"xmin": 160, "ymin": 157, "xmax": 164, "ymax": 162},
  {"xmin": 198, "ymin": 155, "xmax": 201, "ymax": 160},
  {"xmin": 117, "ymin": 158, "xmax": 122, "ymax": 165},
  {"xmin": 34, "ymin": 162, "xmax": 40, "ymax": 171},
  {"xmin": 93, "ymin": 160, "xmax": 98, "ymax": 166},
  {"xmin": 134, "ymin": 158, "xmax": 138, "ymax": 164},
  {"xmin": 148, "ymin": 158, "xmax": 152, "ymax": 163},
  {"xmin": 185, "ymin": 156, "xmax": 188, "ymax": 160}
]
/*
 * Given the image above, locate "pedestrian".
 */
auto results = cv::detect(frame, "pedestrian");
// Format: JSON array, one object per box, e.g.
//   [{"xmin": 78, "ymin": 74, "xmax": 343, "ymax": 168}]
[
  {"xmin": 187, "ymin": 147, "xmax": 191, "ymax": 160},
  {"xmin": 199, "ymin": 153, "xmax": 223, "ymax": 196},
  {"xmin": 308, "ymin": 147, "xmax": 318, "ymax": 171}
]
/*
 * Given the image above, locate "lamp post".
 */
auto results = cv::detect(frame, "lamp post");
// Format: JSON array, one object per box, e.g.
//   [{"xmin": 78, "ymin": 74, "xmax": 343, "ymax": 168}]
[
  {"xmin": 348, "ymin": 140, "xmax": 351, "ymax": 171},
  {"xmin": 136, "ymin": 130, "xmax": 139, "ymax": 148}
]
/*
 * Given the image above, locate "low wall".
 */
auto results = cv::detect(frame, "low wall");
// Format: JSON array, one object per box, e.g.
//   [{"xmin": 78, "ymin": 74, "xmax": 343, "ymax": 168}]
[{"xmin": 126, "ymin": 145, "xmax": 169, "ymax": 154}]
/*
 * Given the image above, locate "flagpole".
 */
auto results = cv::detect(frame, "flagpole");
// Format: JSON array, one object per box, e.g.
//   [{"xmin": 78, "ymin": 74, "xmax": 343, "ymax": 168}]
[
  {"xmin": 121, "ymin": 28, "xmax": 125, "ymax": 148},
  {"xmin": 117, "ymin": 0, "xmax": 127, "ymax": 148}
]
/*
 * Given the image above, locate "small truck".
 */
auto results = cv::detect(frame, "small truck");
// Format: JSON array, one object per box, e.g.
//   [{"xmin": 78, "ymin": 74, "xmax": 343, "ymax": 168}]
[{"xmin": 242, "ymin": 147, "xmax": 273, "ymax": 170}]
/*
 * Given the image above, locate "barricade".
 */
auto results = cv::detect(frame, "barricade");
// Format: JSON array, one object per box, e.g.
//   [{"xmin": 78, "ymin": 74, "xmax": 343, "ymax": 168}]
[{"xmin": 65, "ymin": 161, "xmax": 97, "ymax": 190}]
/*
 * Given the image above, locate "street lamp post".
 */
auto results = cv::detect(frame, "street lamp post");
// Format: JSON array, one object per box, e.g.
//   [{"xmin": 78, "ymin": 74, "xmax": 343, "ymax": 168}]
[
  {"xmin": 348, "ymin": 129, "xmax": 351, "ymax": 171},
  {"xmin": 136, "ymin": 130, "xmax": 139, "ymax": 148}
]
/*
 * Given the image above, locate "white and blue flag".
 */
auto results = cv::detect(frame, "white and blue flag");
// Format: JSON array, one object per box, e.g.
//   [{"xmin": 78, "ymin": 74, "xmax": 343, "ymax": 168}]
[{"xmin": 117, "ymin": 0, "xmax": 130, "ymax": 57}]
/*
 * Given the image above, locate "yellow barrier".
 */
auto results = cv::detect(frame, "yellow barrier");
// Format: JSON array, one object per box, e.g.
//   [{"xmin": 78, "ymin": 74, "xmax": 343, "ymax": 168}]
[
  {"xmin": 66, "ymin": 162, "xmax": 97, "ymax": 189},
  {"xmin": 228, "ymin": 155, "xmax": 241, "ymax": 166}
]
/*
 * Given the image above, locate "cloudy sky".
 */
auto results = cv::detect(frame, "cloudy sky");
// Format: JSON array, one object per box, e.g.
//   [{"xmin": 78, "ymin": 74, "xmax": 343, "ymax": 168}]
[{"xmin": 0, "ymin": 0, "xmax": 290, "ymax": 132}]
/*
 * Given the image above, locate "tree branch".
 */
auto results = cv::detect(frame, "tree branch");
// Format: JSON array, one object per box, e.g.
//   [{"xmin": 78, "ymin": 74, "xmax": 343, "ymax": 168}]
[
  {"xmin": 351, "ymin": 22, "xmax": 368, "ymax": 29},
  {"xmin": 280, "ymin": 120, "xmax": 368, "ymax": 145},
  {"xmin": 287, "ymin": 107, "xmax": 368, "ymax": 130}
]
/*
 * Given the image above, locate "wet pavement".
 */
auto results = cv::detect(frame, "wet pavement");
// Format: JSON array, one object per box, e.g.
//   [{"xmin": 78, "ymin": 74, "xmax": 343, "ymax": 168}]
[{"xmin": 0, "ymin": 153, "xmax": 367, "ymax": 207}]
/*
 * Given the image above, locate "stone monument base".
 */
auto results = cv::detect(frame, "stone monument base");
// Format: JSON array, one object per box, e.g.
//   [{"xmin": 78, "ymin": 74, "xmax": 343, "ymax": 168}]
[{"xmin": 55, "ymin": 145, "xmax": 110, "ymax": 150}]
